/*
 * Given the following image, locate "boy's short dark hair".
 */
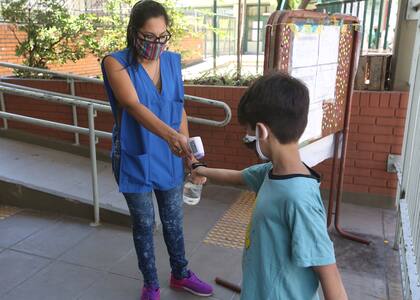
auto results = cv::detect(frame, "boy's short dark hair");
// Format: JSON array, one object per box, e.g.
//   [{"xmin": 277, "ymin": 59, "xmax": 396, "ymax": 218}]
[{"xmin": 238, "ymin": 72, "xmax": 310, "ymax": 144}]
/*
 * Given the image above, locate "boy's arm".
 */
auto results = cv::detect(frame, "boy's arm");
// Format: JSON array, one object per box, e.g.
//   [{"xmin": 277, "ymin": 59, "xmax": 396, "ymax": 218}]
[
  {"xmin": 194, "ymin": 166, "xmax": 245, "ymax": 186},
  {"xmin": 313, "ymin": 264, "xmax": 348, "ymax": 300}
]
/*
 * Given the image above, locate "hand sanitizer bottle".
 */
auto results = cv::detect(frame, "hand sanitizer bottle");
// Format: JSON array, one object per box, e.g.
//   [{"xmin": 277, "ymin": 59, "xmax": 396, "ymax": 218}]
[{"xmin": 183, "ymin": 137, "xmax": 205, "ymax": 206}]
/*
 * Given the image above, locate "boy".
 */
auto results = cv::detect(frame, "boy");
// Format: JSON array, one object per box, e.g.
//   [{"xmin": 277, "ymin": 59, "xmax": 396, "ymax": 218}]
[{"xmin": 192, "ymin": 73, "xmax": 347, "ymax": 300}]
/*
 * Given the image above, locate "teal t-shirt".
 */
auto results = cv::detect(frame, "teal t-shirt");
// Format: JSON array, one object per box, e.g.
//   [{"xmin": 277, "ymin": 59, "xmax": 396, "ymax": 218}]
[{"xmin": 241, "ymin": 163, "xmax": 336, "ymax": 300}]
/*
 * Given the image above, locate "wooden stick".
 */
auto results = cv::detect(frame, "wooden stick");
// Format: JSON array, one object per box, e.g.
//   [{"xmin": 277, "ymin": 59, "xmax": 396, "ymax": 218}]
[{"xmin": 215, "ymin": 277, "xmax": 241, "ymax": 293}]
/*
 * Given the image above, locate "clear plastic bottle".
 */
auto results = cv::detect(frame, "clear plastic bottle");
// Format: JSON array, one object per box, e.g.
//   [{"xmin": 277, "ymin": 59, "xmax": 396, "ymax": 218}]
[{"xmin": 183, "ymin": 181, "xmax": 203, "ymax": 205}]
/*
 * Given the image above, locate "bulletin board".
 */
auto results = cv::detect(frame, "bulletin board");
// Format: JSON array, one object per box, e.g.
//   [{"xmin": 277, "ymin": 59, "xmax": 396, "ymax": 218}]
[
  {"xmin": 263, "ymin": 11, "xmax": 369, "ymax": 244},
  {"xmin": 264, "ymin": 10, "xmax": 361, "ymax": 146}
]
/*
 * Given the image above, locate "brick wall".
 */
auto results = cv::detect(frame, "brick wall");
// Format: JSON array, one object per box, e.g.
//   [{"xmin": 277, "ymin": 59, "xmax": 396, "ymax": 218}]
[
  {"xmin": 0, "ymin": 79, "xmax": 408, "ymax": 200},
  {"xmin": 0, "ymin": 24, "xmax": 101, "ymax": 77},
  {"xmin": 314, "ymin": 91, "xmax": 408, "ymax": 198},
  {"xmin": 0, "ymin": 24, "xmax": 203, "ymax": 77}
]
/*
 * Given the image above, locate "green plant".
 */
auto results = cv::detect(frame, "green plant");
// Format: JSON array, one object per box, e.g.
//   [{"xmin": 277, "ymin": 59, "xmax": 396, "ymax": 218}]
[
  {"xmin": 186, "ymin": 69, "xmax": 259, "ymax": 87},
  {"xmin": 0, "ymin": 0, "xmax": 98, "ymax": 75}
]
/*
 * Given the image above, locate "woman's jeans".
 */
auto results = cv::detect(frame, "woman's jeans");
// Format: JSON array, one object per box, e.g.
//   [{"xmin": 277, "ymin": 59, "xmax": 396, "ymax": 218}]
[
  {"xmin": 111, "ymin": 131, "xmax": 188, "ymax": 288},
  {"xmin": 123, "ymin": 187, "xmax": 189, "ymax": 288}
]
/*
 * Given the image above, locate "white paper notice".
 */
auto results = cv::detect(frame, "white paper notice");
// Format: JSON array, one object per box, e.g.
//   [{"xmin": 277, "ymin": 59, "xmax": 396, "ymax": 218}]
[
  {"xmin": 291, "ymin": 66, "xmax": 317, "ymax": 104},
  {"xmin": 318, "ymin": 26, "xmax": 340, "ymax": 65},
  {"xmin": 299, "ymin": 133, "xmax": 341, "ymax": 167},
  {"xmin": 291, "ymin": 32, "xmax": 320, "ymax": 68},
  {"xmin": 299, "ymin": 103, "xmax": 324, "ymax": 144},
  {"xmin": 315, "ymin": 63, "xmax": 337, "ymax": 102}
]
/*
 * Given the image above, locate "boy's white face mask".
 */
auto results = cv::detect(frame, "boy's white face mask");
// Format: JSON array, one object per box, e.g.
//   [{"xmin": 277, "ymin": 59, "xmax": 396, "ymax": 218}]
[{"xmin": 244, "ymin": 124, "xmax": 269, "ymax": 161}]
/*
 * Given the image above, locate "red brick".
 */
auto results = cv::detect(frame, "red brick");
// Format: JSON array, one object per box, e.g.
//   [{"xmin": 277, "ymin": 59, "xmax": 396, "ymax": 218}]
[
  {"xmin": 351, "ymin": 92, "xmax": 360, "ymax": 107},
  {"xmin": 369, "ymin": 186, "xmax": 396, "ymax": 196},
  {"xmin": 376, "ymin": 117, "xmax": 405, "ymax": 127},
  {"xmin": 351, "ymin": 116, "xmax": 376, "ymax": 124},
  {"xmin": 347, "ymin": 150, "xmax": 373, "ymax": 160},
  {"xmin": 400, "ymin": 93, "xmax": 409, "ymax": 108},
  {"xmin": 373, "ymin": 152, "xmax": 389, "ymax": 162},
  {"xmin": 394, "ymin": 127, "xmax": 405, "ymax": 137},
  {"xmin": 369, "ymin": 93, "xmax": 380, "ymax": 107},
  {"xmin": 379, "ymin": 93, "xmax": 391, "ymax": 108},
  {"xmin": 344, "ymin": 183, "xmax": 369, "ymax": 193},
  {"xmin": 349, "ymin": 124, "xmax": 358, "ymax": 133},
  {"xmin": 349, "ymin": 134, "xmax": 374, "ymax": 143},
  {"xmin": 358, "ymin": 125, "xmax": 393, "ymax": 135},
  {"xmin": 350, "ymin": 106, "xmax": 360, "ymax": 116},
  {"xmin": 360, "ymin": 107, "xmax": 395, "ymax": 117},
  {"xmin": 354, "ymin": 176, "xmax": 385, "ymax": 187},
  {"xmin": 391, "ymin": 144, "xmax": 402, "ymax": 154},
  {"xmin": 371, "ymin": 170, "xmax": 397, "ymax": 180},
  {"xmin": 359, "ymin": 93, "xmax": 370, "ymax": 107},
  {"xmin": 347, "ymin": 142, "xmax": 357, "ymax": 151},
  {"xmin": 344, "ymin": 176, "xmax": 353, "ymax": 184},
  {"xmin": 374, "ymin": 135, "xmax": 402, "ymax": 145},
  {"xmin": 387, "ymin": 180, "xmax": 398, "ymax": 188},
  {"xmin": 389, "ymin": 93, "xmax": 401, "ymax": 108},
  {"xmin": 395, "ymin": 108, "xmax": 407, "ymax": 118},
  {"xmin": 357, "ymin": 143, "xmax": 390, "ymax": 153},
  {"xmin": 355, "ymin": 160, "xmax": 386, "ymax": 170},
  {"xmin": 346, "ymin": 167, "xmax": 371, "ymax": 177}
]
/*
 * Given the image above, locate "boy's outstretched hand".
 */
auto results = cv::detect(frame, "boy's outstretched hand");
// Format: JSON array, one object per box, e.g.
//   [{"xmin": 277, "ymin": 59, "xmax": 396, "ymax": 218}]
[{"xmin": 187, "ymin": 154, "xmax": 207, "ymax": 185}]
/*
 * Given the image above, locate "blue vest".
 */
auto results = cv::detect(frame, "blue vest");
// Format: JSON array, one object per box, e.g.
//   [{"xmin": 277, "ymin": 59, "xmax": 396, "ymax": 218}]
[{"xmin": 102, "ymin": 49, "xmax": 184, "ymax": 193}]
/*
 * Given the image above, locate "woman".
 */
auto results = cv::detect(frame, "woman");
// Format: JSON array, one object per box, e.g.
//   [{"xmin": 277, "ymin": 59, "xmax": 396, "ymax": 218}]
[{"xmin": 101, "ymin": 1, "xmax": 213, "ymax": 299}]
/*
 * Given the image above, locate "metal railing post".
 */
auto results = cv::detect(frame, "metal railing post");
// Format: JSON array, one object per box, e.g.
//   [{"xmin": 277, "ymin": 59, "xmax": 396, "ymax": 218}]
[
  {"xmin": 368, "ymin": 0, "xmax": 377, "ymax": 49},
  {"xmin": 68, "ymin": 78, "xmax": 80, "ymax": 145},
  {"xmin": 361, "ymin": 0, "xmax": 368, "ymax": 51},
  {"xmin": 88, "ymin": 103, "xmax": 100, "ymax": 227},
  {"xmin": 0, "ymin": 91, "xmax": 8, "ymax": 130},
  {"xmin": 383, "ymin": 0, "xmax": 393, "ymax": 49},
  {"xmin": 377, "ymin": 0, "xmax": 385, "ymax": 49}
]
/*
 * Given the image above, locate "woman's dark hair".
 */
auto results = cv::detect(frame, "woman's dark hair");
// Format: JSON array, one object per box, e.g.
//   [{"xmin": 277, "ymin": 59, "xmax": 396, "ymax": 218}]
[
  {"xmin": 238, "ymin": 72, "xmax": 310, "ymax": 144},
  {"xmin": 126, "ymin": 0, "xmax": 170, "ymax": 63}
]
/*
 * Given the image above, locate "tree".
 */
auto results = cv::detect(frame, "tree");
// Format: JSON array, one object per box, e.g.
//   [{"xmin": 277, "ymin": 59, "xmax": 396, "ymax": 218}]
[{"xmin": 0, "ymin": 0, "xmax": 98, "ymax": 72}]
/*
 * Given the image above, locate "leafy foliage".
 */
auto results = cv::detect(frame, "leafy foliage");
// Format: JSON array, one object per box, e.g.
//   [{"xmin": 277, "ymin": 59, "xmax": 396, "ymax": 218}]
[
  {"xmin": 0, "ymin": 0, "xmax": 98, "ymax": 74},
  {"xmin": 186, "ymin": 69, "xmax": 259, "ymax": 87}
]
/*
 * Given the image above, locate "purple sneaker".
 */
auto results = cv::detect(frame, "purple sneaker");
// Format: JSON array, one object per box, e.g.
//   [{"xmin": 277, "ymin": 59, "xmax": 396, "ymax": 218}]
[
  {"xmin": 170, "ymin": 270, "xmax": 213, "ymax": 297},
  {"xmin": 141, "ymin": 287, "xmax": 160, "ymax": 300}
]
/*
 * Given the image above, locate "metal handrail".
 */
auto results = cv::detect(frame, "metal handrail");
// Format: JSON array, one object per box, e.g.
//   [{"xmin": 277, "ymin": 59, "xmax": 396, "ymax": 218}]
[
  {"xmin": 0, "ymin": 88, "xmax": 106, "ymax": 226},
  {"xmin": 185, "ymin": 94, "xmax": 232, "ymax": 127},
  {"xmin": 0, "ymin": 62, "xmax": 232, "ymax": 127},
  {"xmin": 0, "ymin": 111, "xmax": 111, "ymax": 139},
  {"xmin": 0, "ymin": 62, "xmax": 102, "ymax": 84},
  {"xmin": 0, "ymin": 82, "xmax": 109, "ymax": 106},
  {"xmin": 0, "ymin": 83, "xmax": 111, "ymax": 112}
]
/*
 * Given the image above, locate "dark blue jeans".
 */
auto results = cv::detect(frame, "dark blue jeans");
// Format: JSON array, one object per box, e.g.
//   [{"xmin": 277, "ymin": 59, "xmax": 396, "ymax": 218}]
[
  {"xmin": 111, "ymin": 127, "xmax": 188, "ymax": 288},
  {"xmin": 123, "ymin": 187, "xmax": 189, "ymax": 288}
]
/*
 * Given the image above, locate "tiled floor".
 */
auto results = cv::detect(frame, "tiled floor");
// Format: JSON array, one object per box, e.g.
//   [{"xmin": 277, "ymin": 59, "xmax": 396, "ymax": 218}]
[{"xmin": 0, "ymin": 184, "xmax": 402, "ymax": 300}]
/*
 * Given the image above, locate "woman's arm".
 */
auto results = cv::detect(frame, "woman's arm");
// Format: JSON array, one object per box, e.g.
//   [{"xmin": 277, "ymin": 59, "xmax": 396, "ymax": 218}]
[
  {"xmin": 194, "ymin": 166, "xmax": 245, "ymax": 186},
  {"xmin": 179, "ymin": 109, "xmax": 189, "ymax": 138},
  {"xmin": 313, "ymin": 264, "xmax": 347, "ymax": 300},
  {"xmin": 103, "ymin": 56, "xmax": 191, "ymax": 157}
]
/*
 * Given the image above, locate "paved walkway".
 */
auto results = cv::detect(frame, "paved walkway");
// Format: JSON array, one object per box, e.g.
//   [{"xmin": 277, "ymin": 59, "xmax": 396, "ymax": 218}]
[
  {"xmin": 0, "ymin": 193, "xmax": 402, "ymax": 300},
  {"xmin": 0, "ymin": 137, "xmax": 128, "ymax": 215},
  {"xmin": 0, "ymin": 137, "xmax": 402, "ymax": 299}
]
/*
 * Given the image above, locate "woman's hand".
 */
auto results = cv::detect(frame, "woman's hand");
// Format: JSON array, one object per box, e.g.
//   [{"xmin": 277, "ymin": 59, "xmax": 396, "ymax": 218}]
[{"xmin": 167, "ymin": 132, "xmax": 192, "ymax": 157}]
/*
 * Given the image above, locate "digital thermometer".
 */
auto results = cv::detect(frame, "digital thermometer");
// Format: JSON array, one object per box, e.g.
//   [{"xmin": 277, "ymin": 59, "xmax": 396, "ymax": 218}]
[{"xmin": 189, "ymin": 136, "xmax": 205, "ymax": 159}]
